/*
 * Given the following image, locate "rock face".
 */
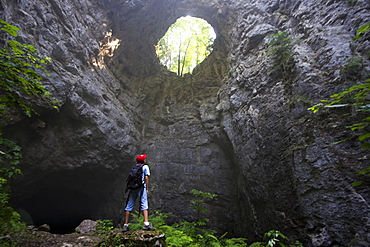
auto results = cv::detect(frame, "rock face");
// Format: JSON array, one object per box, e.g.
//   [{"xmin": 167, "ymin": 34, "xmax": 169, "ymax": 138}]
[
  {"xmin": 1, "ymin": 0, "xmax": 370, "ymax": 246},
  {"xmin": 10, "ymin": 224, "xmax": 165, "ymax": 247}
]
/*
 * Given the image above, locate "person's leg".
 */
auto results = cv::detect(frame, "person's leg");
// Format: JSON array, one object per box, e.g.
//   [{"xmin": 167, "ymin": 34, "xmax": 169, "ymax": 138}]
[
  {"xmin": 124, "ymin": 210, "xmax": 131, "ymax": 225},
  {"xmin": 140, "ymin": 189, "xmax": 155, "ymax": 230},
  {"xmin": 123, "ymin": 190, "xmax": 139, "ymax": 231},
  {"xmin": 142, "ymin": 209, "xmax": 149, "ymax": 222},
  {"xmin": 140, "ymin": 188, "xmax": 149, "ymax": 221}
]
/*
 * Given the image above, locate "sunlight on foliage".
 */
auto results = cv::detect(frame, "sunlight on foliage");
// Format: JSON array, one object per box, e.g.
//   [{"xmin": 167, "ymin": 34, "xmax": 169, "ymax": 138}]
[
  {"xmin": 156, "ymin": 16, "xmax": 216, "ymax": 76},
  {"xmin": 0, "ymin": 19, "xmax": 59, "ymax": 118}
]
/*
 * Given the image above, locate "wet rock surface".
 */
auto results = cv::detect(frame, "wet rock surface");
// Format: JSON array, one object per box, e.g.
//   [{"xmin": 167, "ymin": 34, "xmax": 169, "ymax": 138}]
[{"xmin": 1, "ymin": 0, "xmax": 370, "ymax": 246}]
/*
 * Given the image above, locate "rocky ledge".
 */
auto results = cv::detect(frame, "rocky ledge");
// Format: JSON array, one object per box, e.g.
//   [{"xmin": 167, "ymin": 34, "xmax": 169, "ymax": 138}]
[{"xmin": 5, "ymin": 221, "xmax": 166, "ymax": 247}]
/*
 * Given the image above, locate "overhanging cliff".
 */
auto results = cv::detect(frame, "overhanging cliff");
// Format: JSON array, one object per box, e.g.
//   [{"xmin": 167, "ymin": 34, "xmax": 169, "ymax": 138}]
[{"xmin": 1, "ymin": 0, "xmax": 370, "ymax": 246}]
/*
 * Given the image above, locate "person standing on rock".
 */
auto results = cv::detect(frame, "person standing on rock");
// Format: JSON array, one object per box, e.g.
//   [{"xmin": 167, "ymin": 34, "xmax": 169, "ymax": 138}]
[{"xmin": 123, "ymin": 154, "xmax": 155, "ymax": 231}]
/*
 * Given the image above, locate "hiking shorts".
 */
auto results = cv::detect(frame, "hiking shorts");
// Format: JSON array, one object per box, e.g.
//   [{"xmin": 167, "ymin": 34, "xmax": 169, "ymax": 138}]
[{"xmin": 125, "ymin": 187, "xmax": 148, "ymax": 211}]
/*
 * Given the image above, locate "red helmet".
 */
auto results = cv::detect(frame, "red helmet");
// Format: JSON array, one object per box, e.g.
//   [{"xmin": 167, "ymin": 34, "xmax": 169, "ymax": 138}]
[{"xmin": 136, "ymin": 154, "xmax": 147, "ymax": 163}]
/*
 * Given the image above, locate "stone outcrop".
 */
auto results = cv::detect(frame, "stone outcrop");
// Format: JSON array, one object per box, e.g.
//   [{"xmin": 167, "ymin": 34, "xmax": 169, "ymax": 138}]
[
  {"xmin": 9, "ymin": 223, "xmax": 165, "ymax": 247},
  {"xmin": 1, "ymin": 0, "xmax": 370, "ymax": 246},
  {"xmin": 75, "ymin": 219, "xmax": 97, "ymax": 234},
  {"xmin": 100, "ymin": 230, "xmax": 167, "ymax": 247}
]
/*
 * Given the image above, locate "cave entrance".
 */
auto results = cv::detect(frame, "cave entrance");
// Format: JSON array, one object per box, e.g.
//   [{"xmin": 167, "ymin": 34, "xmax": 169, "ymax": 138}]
[
  {"xmin": 12, "ymin": 169, "xmax": 116, "ymax": 234},
  {"xmin": 19, "ymin": 186, "xmax": 101, "ymax": 234},
  {"xmin": 156, "ymin": 16, "xmax": 216, "ymax": 76}
]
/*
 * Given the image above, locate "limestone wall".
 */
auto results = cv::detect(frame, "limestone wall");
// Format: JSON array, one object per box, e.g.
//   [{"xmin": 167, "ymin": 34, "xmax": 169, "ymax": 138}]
[{"xmin": 1, "ymin": 0, "xmax": 369, "ymax": 245}]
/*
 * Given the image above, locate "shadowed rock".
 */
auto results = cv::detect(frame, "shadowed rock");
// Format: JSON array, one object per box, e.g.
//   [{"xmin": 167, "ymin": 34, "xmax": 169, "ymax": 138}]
[{"xmin": 1, "ymin": 0, "xmax": 369, "ymax": 246}]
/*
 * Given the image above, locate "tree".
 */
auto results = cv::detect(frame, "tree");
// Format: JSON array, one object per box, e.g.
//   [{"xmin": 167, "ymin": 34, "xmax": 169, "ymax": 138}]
[
  {"xmin": 189, "ymin": 189, "xmax": 217, "ymax": 222},
  {"xmin": 0, "ymin": 19, "xmax": 58, "ymax": 236},
  {"xmin": 157, "ymin": 16, "xmax": 215, "ymax": 76}
]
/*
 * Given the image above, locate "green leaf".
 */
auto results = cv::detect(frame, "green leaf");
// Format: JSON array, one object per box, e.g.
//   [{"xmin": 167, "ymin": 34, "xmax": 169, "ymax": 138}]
[
  {"xmin": 360, "ymin": 142, "xmax": 370, "ymax": 149},
  {"xmin": 330, "ymin": 138, "xmax": 349, "ymax": 145},
  {"xmin": 357, "ymin": 167, "xmax": 370, "ymax": 175},
  {"xmin": 352, "ymin": 181, "xmax": 364, "ymax": 187},
  {"xmin": 355, "ymin": 23, "xmax": 370, "ymax": 41},
  {"xmin": 308, "ymin": 103, "xmax": 323, "ymax": 113},
  {"xmin": 324, "ymin": 104, "xmax": 349, "ymax": 108},
  {"xmin": 358, "ymin": 133, "xmax": 370, "ymax": 141},
  {"xmin": 349, "ymin": 122, "xmax": 367, "ymax": 131},
  {"xmin": 0, "ymin": 19, "xmax": 20, "ymax": 37}
]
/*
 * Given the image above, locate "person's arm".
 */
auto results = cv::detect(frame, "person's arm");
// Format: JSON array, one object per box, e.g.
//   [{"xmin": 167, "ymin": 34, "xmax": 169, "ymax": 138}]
[{"xmin": 145, "ymin": 175, "xmax": 149, "ymax": 193}]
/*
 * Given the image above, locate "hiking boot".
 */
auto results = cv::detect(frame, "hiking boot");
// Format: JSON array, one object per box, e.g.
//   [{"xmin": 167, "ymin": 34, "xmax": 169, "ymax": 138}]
[
  {"xmin": 122, "ymin": 225, "xmax": 129, "ymax": 232},
  {"xmin": 142, "ymin": 223, "xmax": 155, "ymax": 231}
]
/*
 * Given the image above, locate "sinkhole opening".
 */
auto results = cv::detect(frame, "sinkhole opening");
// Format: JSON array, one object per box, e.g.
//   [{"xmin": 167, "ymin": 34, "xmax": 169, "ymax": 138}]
[{"xmin": 156, "ymin": 16, "xmax": 216, "ymax": 76}]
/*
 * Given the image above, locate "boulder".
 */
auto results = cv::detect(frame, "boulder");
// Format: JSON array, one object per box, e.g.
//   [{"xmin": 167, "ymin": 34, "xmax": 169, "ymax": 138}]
[{"xmin": 75, "ymin": 219, "xmax": 97, "ymax": 234}]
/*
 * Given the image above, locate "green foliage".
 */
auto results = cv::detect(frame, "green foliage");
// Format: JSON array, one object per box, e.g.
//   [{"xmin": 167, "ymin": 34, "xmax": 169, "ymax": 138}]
[
  {"xmin": 124, "ymin": 197, "xmax": 248, "ymax": 247},
  {"xmin": 173, "ymin": 220, "xmax": 216, "ymax": 239},
  {"xmin": 154, "ymin": 212, "xmax": 247, "ymax": 247},
  {"xmin": 340, "ymin": 56, "xmax": 364, "ymax": 78},
  {"xmin": 355, "ymin": 23, "xmax": 370, "ymax": 41},
  {"xmin": 190, "ymin": 189, "xmax": 217, "ymax": 222},
  {"xmin": 129, "ymin": 210, "xmax": 170, "ymax": 231},
  {"xmin": 96, "ymin": 212, "xmax": 302, "ymax": 247},
  {"xmin": 352, "ymin": 166, "xmax": 370, "ymax": 186},
  {"xmin": 220, "ymin": 235, "xmax": 249, "ymax": 247},
  {"xmin": 308, "ymin": 64, "xmax": 370, "ymax": 150},
  {"xmin": 160, "ymin": 225, "xmax": 195, "ymax": 246},
  {"xmin": 0, "ymin": 208, "xmax": 25, "ymax": 235},
  {"xmin": 157, "ymin": 16, "xmax": 215, "ymax": 76},
  {"xmin": 309, "ymin": 81, "xmax": 370, "ymax": 113},
  {"xmin": 97, "ymin": 229, "xmax": 125, "ymax": 247},
  {"xmin": 308, "ymin": 23, "xmax": 370, "ymax": 186},
  {"xmin": 267, "ymin": 32, "xmax": 295, "ymax": 81},
  {"xmin": 98, "ymin": 234, "xmax": 125, "ymax": 247},
  {"xmin": 0, "ymin": 19, "xmax": 59, "ymax": 118},
  {"xmin": 249, "ymin": 230, "xmax": 303, "ymax": 247},
  {"xmin": 309, "ymin": 81, "xmax": 370, "ymax": 182},
  {"xmin": 0, "ymin": 19, "xmax": 20, "ymax": 37},
  {"xmin": 0, "ymin": 19, "xmax": 58, "ymax": 237},
  {"xmin": 95, "ymin": 219, "xmax": 117, "ymax": 235},
  {"xmin": 0, "ymin": 132, "xmax": 25, "ymax": 236}
]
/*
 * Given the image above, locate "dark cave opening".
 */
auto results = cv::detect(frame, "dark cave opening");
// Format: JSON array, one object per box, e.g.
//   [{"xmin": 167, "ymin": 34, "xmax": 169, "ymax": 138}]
[{"xmin": 18, "ymin": 186, "xmax": 101, "ymax": 234}]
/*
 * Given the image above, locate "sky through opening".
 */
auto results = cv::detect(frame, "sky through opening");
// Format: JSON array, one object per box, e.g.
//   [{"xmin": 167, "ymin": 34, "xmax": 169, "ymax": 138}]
[{"xmin": 156, "ymin": 16, "xmax": 216, "ymax": 76}]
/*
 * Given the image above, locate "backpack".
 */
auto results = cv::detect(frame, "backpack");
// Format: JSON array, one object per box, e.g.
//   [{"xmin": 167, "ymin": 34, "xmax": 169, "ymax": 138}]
[{"xmin": 125, "ymin": 163, "xmax": 144, "ymax": 192}]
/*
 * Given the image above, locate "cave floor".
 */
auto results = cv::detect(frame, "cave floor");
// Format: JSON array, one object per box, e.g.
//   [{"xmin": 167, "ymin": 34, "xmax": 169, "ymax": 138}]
[{"xmin": 8, "ymin": 229, "xmax": 101, "ymax": 247}]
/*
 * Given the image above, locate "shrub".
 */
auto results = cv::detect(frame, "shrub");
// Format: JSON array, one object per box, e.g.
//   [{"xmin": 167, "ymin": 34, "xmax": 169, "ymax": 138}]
[
  {"xmin": 0, "ymin": 18, "xmax": 58, "ymax": 237},
  {"xmin": 267, "ymin": 31, "xmax": 296, "ymax": 81}
]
